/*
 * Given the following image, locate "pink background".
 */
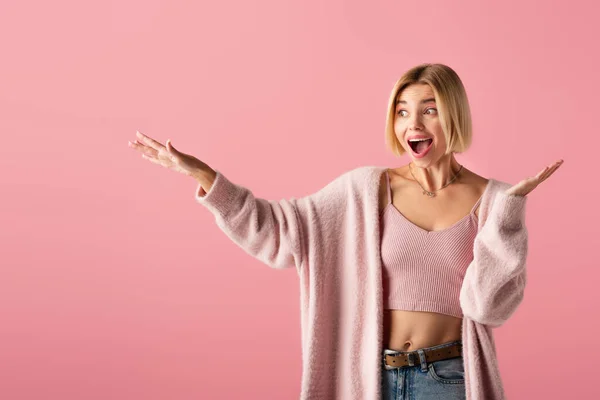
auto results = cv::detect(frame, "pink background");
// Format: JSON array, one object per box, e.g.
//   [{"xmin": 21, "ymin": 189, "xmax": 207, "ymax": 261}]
[{"xmin": 1, "ymin": 0, "xmax": 598, "ymax": 398}]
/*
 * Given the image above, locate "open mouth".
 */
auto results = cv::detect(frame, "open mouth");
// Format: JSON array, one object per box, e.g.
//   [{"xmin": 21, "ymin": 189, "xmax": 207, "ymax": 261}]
[{"xmin": 408, "ymin": 138, "xmax": 433, "ymax": 154}]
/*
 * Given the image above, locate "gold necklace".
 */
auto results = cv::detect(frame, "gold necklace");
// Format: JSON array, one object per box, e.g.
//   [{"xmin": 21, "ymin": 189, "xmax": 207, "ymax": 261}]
[{"xmin": 408, "ymin": 163, "xmax": 463, "ymax": 197}]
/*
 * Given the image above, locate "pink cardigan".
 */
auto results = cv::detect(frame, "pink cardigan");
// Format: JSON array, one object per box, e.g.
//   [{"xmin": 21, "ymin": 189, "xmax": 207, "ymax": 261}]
[{"xmin": 195, "ymin": 166, "xmax": 528, "ymax": 400}]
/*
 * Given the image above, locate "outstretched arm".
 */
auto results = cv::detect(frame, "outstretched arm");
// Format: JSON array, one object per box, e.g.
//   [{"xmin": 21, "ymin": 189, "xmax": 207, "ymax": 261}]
[
  {"xmin": 129, "ymin": 130, "xmax": 345, "ymax": 271},
  {"xmin": 195, "ymin": 168, "xmax": 351, "ymax": 272},
  {"xmin": 195, "ymin": 170, "xmax": 307, "ymax": 270}
]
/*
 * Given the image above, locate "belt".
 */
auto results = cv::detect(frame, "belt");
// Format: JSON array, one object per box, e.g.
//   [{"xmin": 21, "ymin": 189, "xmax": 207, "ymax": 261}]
[{"xmin": 383, "ymin": 342, "xmax": 462, "ymax": 370}]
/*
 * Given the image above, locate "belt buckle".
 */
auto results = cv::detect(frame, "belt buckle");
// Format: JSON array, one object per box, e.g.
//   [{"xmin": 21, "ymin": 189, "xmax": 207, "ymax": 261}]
[
  {"xmin": 383, "ymin": 350, "xmax": 398, "ymax": 371},
  {"xmin": 406, "ymin": 352, "xmax": 416, "ymax": 367},
  {"xmin": 383, "ymin": 351, "xmax": 417, "ymax": 370}
]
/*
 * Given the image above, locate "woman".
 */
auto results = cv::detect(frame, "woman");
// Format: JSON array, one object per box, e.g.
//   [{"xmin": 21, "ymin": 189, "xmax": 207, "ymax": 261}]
[{"xmin": 128, "ymin": 63, "xmax": 562, "ymax": 400}]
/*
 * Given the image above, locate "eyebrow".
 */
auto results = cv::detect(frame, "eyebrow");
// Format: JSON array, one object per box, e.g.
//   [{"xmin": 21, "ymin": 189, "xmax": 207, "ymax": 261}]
[{"xmin": 395, "ymin": 97, "xmax": 436, "ymax": 105}]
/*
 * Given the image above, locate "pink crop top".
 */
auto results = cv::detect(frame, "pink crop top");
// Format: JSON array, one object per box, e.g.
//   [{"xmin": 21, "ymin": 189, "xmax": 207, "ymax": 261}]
[{"xmin": 380, "ymin": 170, "xmax": 483, "ymax": 318}]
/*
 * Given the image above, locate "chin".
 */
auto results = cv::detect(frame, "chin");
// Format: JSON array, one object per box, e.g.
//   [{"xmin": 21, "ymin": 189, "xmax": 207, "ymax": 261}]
[{"xmin": 410, "ymin": 153, "xmax": 442, "ymax": 167}]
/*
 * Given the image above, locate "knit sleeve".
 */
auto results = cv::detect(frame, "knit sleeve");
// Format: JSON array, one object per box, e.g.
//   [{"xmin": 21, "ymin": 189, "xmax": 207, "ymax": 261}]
[
  {"xmin": 459, "ymin": 191, "xmax": 529, "ymax": 328},
  {"xmin": 194, "ymin": 169, "xmax": 347, "ymax": 272}
]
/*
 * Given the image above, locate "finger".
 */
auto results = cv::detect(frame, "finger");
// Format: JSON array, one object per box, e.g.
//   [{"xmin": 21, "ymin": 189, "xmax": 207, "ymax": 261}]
[
  {"xmin": 166, "ymin": 140, "xmax": 191, "ymax": 165},
  {"xmin": 129, "ymin": 140, "xmax": 151, "ymax": 154},
  {"xmin": 136, "ymin": 131, "xmax": 165, "ymax": 151},
  {"xmin": 166, "ymin": 140, "xmax": 188, "ymax": 159},
  {"xmin": 128, "ymin": 139, "xmax": 145, "ymax": 150},
  {"xmin": 542, "ymin": 160, "xmax": 563, "ymax": 177},
  {"xmin": 143, "ymin": 154, "xmax": 190, "ymax": 176},
  {"xmin": 540, "ymin": 162, "xmax": 562, "ymax": 182},
  {"xmin": 539, "ymin": 167, "xmax": 553, "ymax": 182},
  {"xmin": 538, "ymin": 160, "xmax": 563, "ymax": 183},
  {"xmin": 166, "ymin": 139, "xmax": 178, "ymax": 154},
  {"xmin": 535, "ymin": 166, "xmax": 550, "ymax": 180},
  {"xmin": 165, "ymin": 141, "xmax": 183, "ymax": 166},
  {"xmin": 130, "ymin": 140, "xmax": 159, "ymax": 158},
  {"xmin": 142, "ymin": 153, "xmax": 166, "ymax": 167},
  {"xmin": 537, "ymin": 160, "xmax": 562, "ymax": 180}
]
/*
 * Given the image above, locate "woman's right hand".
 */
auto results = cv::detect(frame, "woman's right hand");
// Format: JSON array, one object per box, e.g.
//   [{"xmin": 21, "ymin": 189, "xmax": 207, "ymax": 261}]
[{"xmin": 128, "ymin": 131, "xmax": 216, "ymax": 189}]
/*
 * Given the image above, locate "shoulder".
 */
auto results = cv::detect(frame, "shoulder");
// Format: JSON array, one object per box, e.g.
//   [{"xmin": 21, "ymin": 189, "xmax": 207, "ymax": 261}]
[
  {"xmin": 328, "ymin": 165, "xmax": 389, "ymax": 189},
  {"xmin": 476, "ymin": 176, "xmax": 528, "ymax": 227},
  {"xmin": 376, "ymin": 165, "xmax": 412, "ymax": 215},
  {"xmin": 300, "ymin": 165, "xmax": 385, "ymax": 205},
  {"xmin": 338, "ymin": 166, "xmax": 391, "ymax": 208},
  {"xmin": 481, "ymin": 177, "xmax": 513, "ymax": 202},
  {"xmin": 488, "ymin": 178, "xmax": 512, "ymax": 192},
  {"xmin": 343, "ymin": 165, "xmax": 387, "ymax": 181}
]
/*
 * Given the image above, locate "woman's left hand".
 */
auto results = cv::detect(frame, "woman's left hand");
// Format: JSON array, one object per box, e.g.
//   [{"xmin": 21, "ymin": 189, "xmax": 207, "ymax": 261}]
[{"xmin": 505, "ymin": 159, "xmax": 564, "ymax": 197}]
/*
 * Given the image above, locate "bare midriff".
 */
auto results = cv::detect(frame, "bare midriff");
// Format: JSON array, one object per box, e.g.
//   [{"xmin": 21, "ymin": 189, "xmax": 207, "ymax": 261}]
[{"xmin": 383, "ymin": 309, "xmax": 462, "ymax": 352}]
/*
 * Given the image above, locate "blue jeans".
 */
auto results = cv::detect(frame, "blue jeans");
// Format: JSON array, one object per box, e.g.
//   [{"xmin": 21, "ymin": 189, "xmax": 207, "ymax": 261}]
[{"xmin": 381, "ymin": 340, "xmax": 466, "ymax": 400}]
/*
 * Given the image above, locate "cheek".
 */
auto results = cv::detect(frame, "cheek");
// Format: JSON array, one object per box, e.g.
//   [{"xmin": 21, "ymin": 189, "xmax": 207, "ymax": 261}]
[
  {"xmin": 394, "ymin": 124, "xmax": 407, "ymax": 147},
  {"xmin": 394, "ymin": 119, "xmax": 405, "ymax": 135},
  {"xmin": 426, "ymin": 119, "xmax": 442, "ymax": 131},
  {"xmin": 426, "ymin": 122, "xmax": 445, "ymax": 143}
]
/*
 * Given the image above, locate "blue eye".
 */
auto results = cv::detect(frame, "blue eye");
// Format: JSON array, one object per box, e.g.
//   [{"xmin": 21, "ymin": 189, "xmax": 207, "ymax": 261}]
[{"xmin": 425, "ymin": 108, "xmax": 437, "ymax": 114}]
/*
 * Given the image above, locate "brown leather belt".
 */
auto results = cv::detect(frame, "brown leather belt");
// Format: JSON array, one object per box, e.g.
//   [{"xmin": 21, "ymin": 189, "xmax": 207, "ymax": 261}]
[{"xmin": 384, "ymin": 342, "xmax": 462, "ymax": 370}]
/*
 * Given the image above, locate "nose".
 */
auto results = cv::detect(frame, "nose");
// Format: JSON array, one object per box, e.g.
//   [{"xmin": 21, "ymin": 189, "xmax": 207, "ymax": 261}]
[{"xmin": 407, "ymin": 114, "xmax": 424, "ymax": 131}]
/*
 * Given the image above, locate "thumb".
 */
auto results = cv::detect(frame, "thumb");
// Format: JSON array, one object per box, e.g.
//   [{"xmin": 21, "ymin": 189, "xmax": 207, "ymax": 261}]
[{"xmin": 166, "ymin": 139, "xmax": 178, "ymax": 154}]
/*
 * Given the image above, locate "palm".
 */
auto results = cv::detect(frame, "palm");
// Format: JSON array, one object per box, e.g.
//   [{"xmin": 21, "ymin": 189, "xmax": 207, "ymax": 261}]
[
  {"xmin": 128, "ymin": 131, "xmax": 209, "ymax": 177},
  {"xmin": 505, "ymin": 160, "xmax": 563, "ymax": 197}
]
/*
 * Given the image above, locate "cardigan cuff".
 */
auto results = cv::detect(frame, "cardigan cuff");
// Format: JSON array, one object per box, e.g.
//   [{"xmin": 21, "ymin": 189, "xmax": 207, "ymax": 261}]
[
  {"xmin": 194, "ymin": 170, "xmax": 240, "ymax": 218},
  {"xmin": 490, "ymin": 190, "xmax": 527, "ymax": 230}
]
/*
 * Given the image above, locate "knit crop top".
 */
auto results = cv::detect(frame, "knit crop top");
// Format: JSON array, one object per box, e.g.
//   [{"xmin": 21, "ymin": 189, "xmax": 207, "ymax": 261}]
[{"xmin": 380, "ymin": 170, "xmax": 484, "ymax": 318}]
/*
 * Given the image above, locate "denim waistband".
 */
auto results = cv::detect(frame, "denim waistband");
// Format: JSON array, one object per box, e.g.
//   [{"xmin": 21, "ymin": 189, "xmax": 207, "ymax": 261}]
[
  {"xmin": 383, "ymin": 339, "xmax": 462, "ymax": 355},
  {"xmin": 382, "ymin": 340, "xmax": 463, "ymax": 372}
]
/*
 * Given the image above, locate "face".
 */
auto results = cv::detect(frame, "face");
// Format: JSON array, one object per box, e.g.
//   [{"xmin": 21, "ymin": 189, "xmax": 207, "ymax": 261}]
[{"xmin": 394, "ymin": 83, "xmax": 448, "ymax": 166}]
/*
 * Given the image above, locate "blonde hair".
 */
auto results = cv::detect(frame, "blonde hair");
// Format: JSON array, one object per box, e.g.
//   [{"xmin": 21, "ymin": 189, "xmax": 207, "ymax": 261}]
[{"xmin": 385, "ymin": 63, "xmax": 473, "ymax": 157}]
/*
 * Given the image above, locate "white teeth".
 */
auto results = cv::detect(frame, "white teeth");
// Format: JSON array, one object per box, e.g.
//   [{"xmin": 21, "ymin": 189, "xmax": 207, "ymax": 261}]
[{"xmin": 408, "ymin": 138, "xmax": 431, "ymax": 142}]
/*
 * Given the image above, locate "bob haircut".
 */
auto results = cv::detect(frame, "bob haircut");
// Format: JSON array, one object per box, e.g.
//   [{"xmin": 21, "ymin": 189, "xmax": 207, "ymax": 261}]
[{"xmin": 385, "ymin": 63, "xmax": 473, "ymax": 157}]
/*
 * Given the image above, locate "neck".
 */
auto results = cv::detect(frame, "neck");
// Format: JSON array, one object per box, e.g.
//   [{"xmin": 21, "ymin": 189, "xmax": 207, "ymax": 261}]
[{"xmin": 409, "ymin": 153, "xmax": 462, "ymax": 192}]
